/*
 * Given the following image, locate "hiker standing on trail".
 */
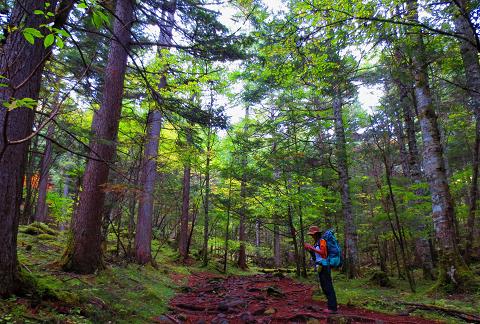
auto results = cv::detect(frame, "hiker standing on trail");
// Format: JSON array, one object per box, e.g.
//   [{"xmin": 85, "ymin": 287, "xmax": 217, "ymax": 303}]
[{"xmin": 304, "ymin": 226, "xmax": 339, "ymax": 314}]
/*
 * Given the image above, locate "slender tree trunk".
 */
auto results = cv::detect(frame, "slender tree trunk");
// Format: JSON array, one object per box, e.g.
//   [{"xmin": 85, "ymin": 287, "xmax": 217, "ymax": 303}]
[
  {"xmin": 34, "ymin": 123, "xmax": 55, "ymax": 223},
  {"xmin": 223, "ymin": 176, "xmax": 233, "ymax": 272},
  {"xmin": 298, "ymin": 199, "xmax": 307, "ymax": 277},
  {"xmin": 453, "ymin": 0, "xmax": 480, "ymax": 263},
  {"xmin": 186, "ymin": 199, "xmax": 199, "ymax": 257},
  {"xmin": 333, "ymin": 95, "xmax": 360, "ymax": 278},
  {"xmin": 179, "ymin": 129, "xmax": 192, "ymax": 261},
  {"xmin": 287, "ymin": 204, "xmax": 301, "ymax": 277},
  {"xmin": 203, "ymin": 136, "xmax": 211, "ymax": 266},
  {"xmin": 272, "ymin": 143, "xmax": 282, "ymax": 268},
  {"xmin": 380, "ymin": 142, "xmax": 416, "ymax": 292},
  {"xmin": 238, "ymin": 107, "xmax": 249, "ymax": 270},
  {"xmin": 0, "ymin": 0, "xmax": 74, "ymax": 296},
  {"xmin": 408, "ymin": 0, "xmax": 471, "ymax": 290},
  {"xmin": 273, "ymin": 221, "xmax": 281, "ymax": 267},
  {"xmin": 62, "ymin": 0, "xmax": 134, "ymax": 274},
  {"xmin": 255, "ymin": 219, "xmax": 261, "ymax": 259},
  {"xmin": 203, "ymin": 87, "xmax": 213, "ymax": 266}
]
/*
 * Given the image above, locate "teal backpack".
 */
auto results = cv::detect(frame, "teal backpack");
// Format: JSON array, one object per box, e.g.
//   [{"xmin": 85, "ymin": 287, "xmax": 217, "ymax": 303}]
[{"xmin": 321, "ymin": 229, "xmax": 342, "ymax": 268}]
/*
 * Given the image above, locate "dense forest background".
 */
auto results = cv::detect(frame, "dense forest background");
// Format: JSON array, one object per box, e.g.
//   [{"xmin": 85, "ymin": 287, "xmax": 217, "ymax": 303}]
[{"xmin": 1, "ymin": 0, "xmax": 480, "ymax": 321}]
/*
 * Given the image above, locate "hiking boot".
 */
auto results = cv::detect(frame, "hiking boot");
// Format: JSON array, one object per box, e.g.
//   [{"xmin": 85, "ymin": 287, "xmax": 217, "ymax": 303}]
[{"xmin": 323, "ymin": 308, "xmax": 338, "ymax": 314}]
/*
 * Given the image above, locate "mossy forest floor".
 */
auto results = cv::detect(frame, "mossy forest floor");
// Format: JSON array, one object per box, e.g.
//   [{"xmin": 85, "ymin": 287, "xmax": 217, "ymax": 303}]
[{"xmin": 0, "ymin": 223, "xmax": 479, "ymax": 323}]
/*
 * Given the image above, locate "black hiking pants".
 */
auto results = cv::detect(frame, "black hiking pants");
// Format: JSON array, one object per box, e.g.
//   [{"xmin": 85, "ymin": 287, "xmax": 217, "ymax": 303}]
[{"xmin": 318, "ymin": 265, "xmax": 337, "ymax": 311}]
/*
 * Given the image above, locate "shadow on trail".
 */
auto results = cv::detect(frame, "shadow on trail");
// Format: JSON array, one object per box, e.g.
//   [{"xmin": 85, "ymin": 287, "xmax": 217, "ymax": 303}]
[{"xmin": 158, "ymin": 273, "xmax": 439, "ymax": 323}]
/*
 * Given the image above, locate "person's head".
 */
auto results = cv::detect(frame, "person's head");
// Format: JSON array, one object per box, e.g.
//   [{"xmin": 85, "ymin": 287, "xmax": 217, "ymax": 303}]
[{"xmin": 307, "ymin": 225, "xmax": 322, "ymax": 241}]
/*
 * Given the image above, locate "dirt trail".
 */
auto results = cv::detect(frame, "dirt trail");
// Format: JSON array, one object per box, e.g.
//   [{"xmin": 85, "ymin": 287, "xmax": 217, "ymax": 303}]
[{"xmin": 157, "ymin": 273, "xmax": 440, "ymax": 323}]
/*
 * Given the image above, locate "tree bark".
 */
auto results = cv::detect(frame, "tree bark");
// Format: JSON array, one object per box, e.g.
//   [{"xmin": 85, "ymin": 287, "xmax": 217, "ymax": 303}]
[
  {"xmin": 179, "ymin": 129, "xmax": 192, "ymax": 261},
  {"xmin": 203, "ymin": 114, "xmax": 212, "ymax": 266},
  {"xmin": 62, "ymin": 0, "xmax": 134, "ymax": 274},
  {"xmin": 408, "ymin": 0, "xmax": 471, "ymax": 290},
  {"xmin": 22, "ymin": 136, "xmax": 38, "ymax": 225},
  {"xmin": 223, "ymin": 176, "xmax": 233, "ymax": 272},
  {"xmin": 237, "ymin": 107, "xmax": 249, "ymax": 270},
  {"xmin": 453, "ymin": 0, "xmax": 480, "ymax": 263},
  {"xmin": 333, "ymin": 95, "xmax": 360, "ymax": 278},
  {"xmin": 393, "ymin": 68, "xmax": 435, "ymax": 280},
  {"xmin": 135, "ymin": 0, "xmax": 175, "ymax": 265},
  {"xmin": 34, "ymin": 123, "xmax": 55, "ymax": 223},
  {"xmin": 0, "ymin": 0, "xmax": 67, "ymax": 296}
]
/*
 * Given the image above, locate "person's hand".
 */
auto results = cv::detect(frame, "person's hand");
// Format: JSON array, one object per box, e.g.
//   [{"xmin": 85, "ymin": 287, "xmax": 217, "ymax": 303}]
[{"xmin": 304, "ymin": 243, "xmax": 313, "ymax": 251}]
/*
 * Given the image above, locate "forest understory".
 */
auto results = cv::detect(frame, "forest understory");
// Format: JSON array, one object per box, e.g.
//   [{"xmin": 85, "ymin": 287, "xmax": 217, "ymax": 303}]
[{"xmin": 0, "ymin": 223, "xmax": 479, "ymax": 323}]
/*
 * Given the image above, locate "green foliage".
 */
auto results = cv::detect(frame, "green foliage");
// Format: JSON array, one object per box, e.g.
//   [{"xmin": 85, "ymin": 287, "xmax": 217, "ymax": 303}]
[
  {"xmin": 2, "ymin": 97, "xmax": 37, "ymax": 110},
  {"xmin": 46, "ymin": 191, "xmax": 74, "ymax": 223}
]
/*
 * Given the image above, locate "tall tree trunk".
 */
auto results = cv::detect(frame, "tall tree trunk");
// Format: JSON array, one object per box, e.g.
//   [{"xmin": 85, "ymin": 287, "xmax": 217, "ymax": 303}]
[
  {"xmin": 237, "ymin": 107, "xmax": 249, "ymax": 270},
  {"xmin": 408, "ymin": 0, "xmax": 471, "ymax": 290},
  {"xmin": 272, "ymin": 142, "xmax": 282, "ymax": 268},
  {"xmin": 453, "ymin": 0, "xmax": 480, "ymax": 263},
  {"xmin": 203, "ymin": 122, "xmax": 212, "ymax": 266},
  {"xmin": 34, "ymin": 123, "xmax": 55, "ymax": 223},
  {"xmin": 135, "ymin": 0, "xmax": 175, "ymax": 265},
  {"xmin": 393, "ymin": 69, "xmax": 435, "ymax": 280},
  {"xmin": 179, "ymin": 129, "xmax": 192, "ymax": 261},
  {"xmin": 62, "ymin": 0, "xmax": 134, "ymax": 274},
  {"xmin": 223, "ymin": 176, "xmax": 233, "ymax": 273},
  {"xmin": 333, "ymin": 95, "xmax": 360, "ymax": 278},
  {"xmin": 0, "ymin": 0, "xmax": 75, "ymax": 296},
  {"xmin": 202, "ymin": 84, "xmax": 214, "ymax": 267},
  {"xmin": 134, "ymin": 106, "xmax": 162, "ymax": 264}
]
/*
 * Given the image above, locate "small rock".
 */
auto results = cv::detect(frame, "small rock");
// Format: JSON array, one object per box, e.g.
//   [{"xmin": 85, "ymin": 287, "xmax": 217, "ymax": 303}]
[{"xmin": 264, "ymin": 307, "xmax": 276, "ymax": 315}]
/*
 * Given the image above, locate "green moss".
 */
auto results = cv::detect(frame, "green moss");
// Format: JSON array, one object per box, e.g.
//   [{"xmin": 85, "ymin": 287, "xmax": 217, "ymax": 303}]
[
  {"xmin": 37, "ymin": 233, "xmax": 56, "ymax": 240},
  {"xmin": 19, "ymin": 222, "xmax": 58, "ymax": 236},
  {"xmin": 431, "ymin": 261, "xmax": 480, "ymax": 294}
]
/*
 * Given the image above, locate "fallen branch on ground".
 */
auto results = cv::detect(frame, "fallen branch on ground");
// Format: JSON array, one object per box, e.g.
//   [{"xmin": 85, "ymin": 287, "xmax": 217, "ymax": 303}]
[{"xmin": 401, "ymin": 302, "xmax": 480, "ymax": 323}]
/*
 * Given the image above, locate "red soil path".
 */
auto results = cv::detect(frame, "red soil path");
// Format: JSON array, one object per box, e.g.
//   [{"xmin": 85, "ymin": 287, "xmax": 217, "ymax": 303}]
[{"xmin": 159, "ymin": 273, "xmax": 441, "ymax": 323}]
